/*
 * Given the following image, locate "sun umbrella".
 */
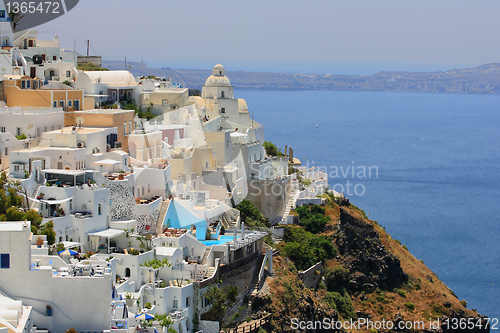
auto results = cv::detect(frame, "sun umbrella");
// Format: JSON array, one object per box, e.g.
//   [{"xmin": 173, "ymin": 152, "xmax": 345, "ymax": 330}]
[
  {"xmin": 135, "ymin": 313, "xmax": 154, "ymax": 320},
  {"xmin": 58, "ymin": 249, "xmax": 78, "ymax": 256}
]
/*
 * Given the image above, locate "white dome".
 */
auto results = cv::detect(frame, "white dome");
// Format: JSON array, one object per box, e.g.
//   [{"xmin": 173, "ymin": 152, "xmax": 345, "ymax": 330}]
[
  {"xmin": 204, "ymin": 75, "xmax": 231, "ymax": 87},
  {"xmin": 211, "ymin": 63, "xmax": 226, "ymax": 77},
  {"xmin": 238, "ymin": 99, "xmax": 248, "ymax": 112}
]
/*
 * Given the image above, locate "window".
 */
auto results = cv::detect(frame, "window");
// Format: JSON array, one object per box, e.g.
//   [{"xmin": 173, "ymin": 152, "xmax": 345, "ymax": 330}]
[
  {"xmin": 68, "ymin": 100, "xmax": 72, "ymax": 107},
  {"xmin": 98, "ymin": 203, "xmax": 102, "ymax": 215},
  {"xmin": 14, "ymin": 165, "xmax": 19, "ymax": 171},
  {"xmin": 53, "ymin": 101, "xmax": 57, "ymax": 107},
  {"xmin": 221, "ymin": 108, "xmax": 225, "ymax": 113},
  {"xmin": 21, "ymin": 81, "xmax": 25, "ymax": 88},
  {"xmin": 52, "ymin": 56, "xmax": 57, "ymax": 61},
  {"xmin": 173, "ymin": 299, "xmax": 178, "ymax": 309},
  {"xmin": 51, "ymin": 126, "xmax": 54, "ymax": 131},
  {"xmin": 148, "ymin": 183, "xmax": 150, "ymax": 193},
  {"xmin": 26, "ymin": 81, "xmax": 30, "ymax": 88},
  {"xmin": 66, "ymin": 70, "xmax": 71, "ymax": 77},
  {"xmin": 69, "ymin": 199, "xmax": 72, "ymax": 210},
  {"xmin": 0, "ymin": 10, "xmax": 5, "ymax": 18},
  {"xmin": 129, "ymin": 121, "xmax": 132, "ymax": 134},
  {"xmin": 0, "ymin": 127, "xmax": 5, "ymax": 133},
  {"xmin": 221, "ymin": 91, "xmax": 225, "ymax": 98},
  {"xmin": 37, "ymin": 128, "xmax": 40, "ymax": 137},
  {"xmin": 59, "ymin": 101, "xmax": 64, "ymax": 109},
  {"xmin": 0, "ymin": 254, "xmax": 9, "ymax": 269},
  {"xmin": 44, "ymin": 126, "xmax": 47, "ymax": 132},
  {"xmin": 186, "ymin": 297, "xmax": 190, "ymax": 307},
  {"xmin": 16, "ymin": 127, "xmax": 22, "ymax": 136},
  {"xmin": 123, "ymin": 123, "xmax": 126, "ymax": 135},
  {"xmin": 4, "ymin": 147, "xmax": 7, "ymax": 155}
]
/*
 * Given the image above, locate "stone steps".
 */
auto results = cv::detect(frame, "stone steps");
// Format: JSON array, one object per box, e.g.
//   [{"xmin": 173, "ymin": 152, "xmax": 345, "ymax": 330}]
[{"xmin": 156, "ymin": 200, "xmax": 170, "ymax": 233}]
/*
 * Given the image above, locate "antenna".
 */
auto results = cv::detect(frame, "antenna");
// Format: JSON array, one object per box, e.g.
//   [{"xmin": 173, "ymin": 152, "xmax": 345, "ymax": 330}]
[
  {"xmin": 87, "ymin": 40, "xmax": 89, "ymax": 56},
  {"xmin": 141, "ymin": 59, "xmax": 144, "ymax": 77},
  {"xmin": 252, "ymin": 110, "xmax": 254, "ymax": 128},
  {"xmin": 124, "ymin": 57, "xmax": 127, "ymax": 71}
]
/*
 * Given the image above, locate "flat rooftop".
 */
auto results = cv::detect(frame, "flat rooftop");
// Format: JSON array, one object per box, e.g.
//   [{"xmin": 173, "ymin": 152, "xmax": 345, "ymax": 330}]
[
  {"xmin": 0, "ymin": 222, "xmax": 26, "ymax": 231},
  {"xmin": 72, "ymin": 109, "xmax": 135, "ymax": 115},
  {"xmin": 50, "ymin": 127, "xmax": 114, "ymax": 134}
]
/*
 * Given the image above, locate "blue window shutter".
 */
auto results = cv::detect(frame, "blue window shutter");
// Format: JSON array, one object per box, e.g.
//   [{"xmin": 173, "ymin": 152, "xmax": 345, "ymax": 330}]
[{"xmin": 0, "ymin": 254, "xmax": 9, "ymax": 268}]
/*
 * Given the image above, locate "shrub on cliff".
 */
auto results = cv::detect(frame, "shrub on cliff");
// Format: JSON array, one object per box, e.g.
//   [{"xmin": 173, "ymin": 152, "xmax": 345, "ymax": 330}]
[
  {"xmin": 294, "ymin": 204, "xmax": 329, "ymax": 233},
  {"xmin": 236, "ymin": 199, "xmax": 269, "ymax": 227},
  {"xmin": 324, "ymin": 288, "xmax": 356, "ymax": 319},
  {"xmin": 324, "ymin": 266, "xmax": 350, "ymax": 291},
  {"xmin": 280, "ymin": 227, "xmax": 336, "ymax": 270}
]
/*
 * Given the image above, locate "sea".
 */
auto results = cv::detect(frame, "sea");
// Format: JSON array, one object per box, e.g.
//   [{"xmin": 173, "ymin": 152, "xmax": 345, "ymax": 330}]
[{"xmin": 235, "ymin": 89, "xmax": 500, "ymax": 319}]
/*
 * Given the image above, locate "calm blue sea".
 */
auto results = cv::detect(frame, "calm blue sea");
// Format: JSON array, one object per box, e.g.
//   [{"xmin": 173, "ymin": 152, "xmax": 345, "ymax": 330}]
[{"xmin": 235, "ymin": 89, "xmax": 500, "ymax": 319}]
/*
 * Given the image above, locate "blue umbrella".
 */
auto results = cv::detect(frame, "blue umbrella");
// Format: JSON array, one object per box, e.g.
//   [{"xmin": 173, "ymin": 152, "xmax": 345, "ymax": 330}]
[
  {"xmin": 135, "ymin": 313, "xmax": 154, "ymax": 320},
  {"xmin": 58, "ymin": 249, "xmax": 78, "ymax": 256}
]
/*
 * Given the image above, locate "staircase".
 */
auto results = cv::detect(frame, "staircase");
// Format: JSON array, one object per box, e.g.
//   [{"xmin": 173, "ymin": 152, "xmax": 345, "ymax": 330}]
[
  {"xmin": 201, "ymin": 248, "xmax": 210, "ymax": 265},
  {"xmin": 240, "ymin": 254, "xmax": 265, "ymax": 320},
  {"xmin": 30, "ymin": 181, "xmax": 44, "ymax": 211},
  {"xmin": 205, "ymin": 266, "xmax": 215, "ymax": 278},
  {"xmin": 156, "ymin": 200, "xmax": 170, "ymax": 233},
  {"xmin": 279, "ymin": 187, "xmax": 299, "ymax": 225}
]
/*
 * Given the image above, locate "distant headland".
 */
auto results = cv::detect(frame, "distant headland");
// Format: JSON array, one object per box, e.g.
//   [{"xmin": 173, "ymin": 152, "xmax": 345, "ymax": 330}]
[{"xmin": 103, "ymin": 60, "xmax": 500, "ymax": 94}]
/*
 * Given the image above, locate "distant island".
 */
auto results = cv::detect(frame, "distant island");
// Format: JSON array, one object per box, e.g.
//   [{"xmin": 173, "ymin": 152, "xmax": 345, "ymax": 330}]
[{"xmin": 103, "ymin": 60, "xmax": 500, "ymax": 94}]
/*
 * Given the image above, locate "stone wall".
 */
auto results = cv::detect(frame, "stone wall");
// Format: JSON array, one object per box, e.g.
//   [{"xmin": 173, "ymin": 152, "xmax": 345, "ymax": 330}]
[
  {"xmin": 299, "ymin": 261, "xmax": 323, "ymax": 290},
  {"xmin": 219, "ymin": 251, "xmax": 260, "ymax": 280},
  {"xmin": 246, "ymin": 176, "xmax": 291, "ymax": 224}
]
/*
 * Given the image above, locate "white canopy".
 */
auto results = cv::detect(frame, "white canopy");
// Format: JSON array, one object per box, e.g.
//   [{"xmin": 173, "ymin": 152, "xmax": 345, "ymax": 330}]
[
  {"xmin": 88, "ymin": 229, "xmax": 125, "ymax": 239},
  {"xmin": 230, "ymin": 132, "xmax": 247, "ymax": 137},
  {"xmin": 93, "ymin": 159, "xmax": 121, "ymax": 166}
]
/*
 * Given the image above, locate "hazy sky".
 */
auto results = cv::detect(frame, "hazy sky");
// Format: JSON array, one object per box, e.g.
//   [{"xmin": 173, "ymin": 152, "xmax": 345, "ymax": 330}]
[{"xmin": 35, "ymin": 0, "xmax": 500, "ymax": 75}]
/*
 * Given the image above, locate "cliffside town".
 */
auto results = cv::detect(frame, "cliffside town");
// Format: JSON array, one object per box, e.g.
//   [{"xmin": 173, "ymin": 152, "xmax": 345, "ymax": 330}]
[{"xmin": 0, "ymin": 17, "xmax": 488, "ymax": 333}]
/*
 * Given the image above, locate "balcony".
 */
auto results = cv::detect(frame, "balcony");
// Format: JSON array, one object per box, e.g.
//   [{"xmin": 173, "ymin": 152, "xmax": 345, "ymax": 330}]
[{"xmin": 169, "ymin": 308, "xmax": 188, "ymax": 322}]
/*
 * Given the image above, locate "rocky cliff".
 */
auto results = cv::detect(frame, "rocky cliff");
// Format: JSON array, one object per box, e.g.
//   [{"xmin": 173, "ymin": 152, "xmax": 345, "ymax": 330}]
[{"xmin": 252, "ymin": 198, "xmax": 489, "ymax": 332}]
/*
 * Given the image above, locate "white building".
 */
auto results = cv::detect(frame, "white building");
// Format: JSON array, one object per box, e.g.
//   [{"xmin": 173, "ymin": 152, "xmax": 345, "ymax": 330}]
[
  {"xmin": 8, "ymin": 126, "xmax": 118, "ymax": 178},
  {"xmin": 74, "ymin": 70, "xmax": 139, "ymax": 106},
  {"xmin": 12, "ymin": 30, "xmax": 78, "ymax": 81},
  {"xmin": 0, "ymin": 106, "xmax": 64, "ymax": 143},
  {"xmin": 0, "ymin": 132, "xmax": 25, "ymax": 171},
  {"xmin": 0, "ymin": 221, "xmax": 112, "ymax": 332}
]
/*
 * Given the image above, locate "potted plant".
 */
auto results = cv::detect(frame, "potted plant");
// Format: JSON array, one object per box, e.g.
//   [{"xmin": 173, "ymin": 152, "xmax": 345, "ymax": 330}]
[
  {"xmin": 36, "ymin": 237, "xmax": 44, "ymax": 248},
  {"xmin": 46, "ymin": 305, "xmax": 52, "ymax": 316}
]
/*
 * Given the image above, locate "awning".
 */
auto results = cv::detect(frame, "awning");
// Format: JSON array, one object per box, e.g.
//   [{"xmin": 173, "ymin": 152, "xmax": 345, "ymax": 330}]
[
  {"xmin": 230, "ymin": 132, "xmax": 247, "ymax": 137},
  {"xmin": 93, "ymin": 159, "xmax": 121, "ymax": 166},
  {"xmin": 88, "ymin": 229, "xmax": 125, "ymax": 239},
  {"xmin": 40, "ymin": 197, "xmax": 73, "ymax": 205}
]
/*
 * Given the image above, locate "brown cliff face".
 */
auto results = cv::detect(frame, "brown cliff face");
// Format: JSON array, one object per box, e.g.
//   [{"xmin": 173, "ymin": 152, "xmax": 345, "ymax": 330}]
[
  {"xmin": 336, "ymin": 207, "xmax": 408, "ymax": 292},
  {"xmin": 256, "ymin": 199, "xmax": 488, "ymax": 332}
]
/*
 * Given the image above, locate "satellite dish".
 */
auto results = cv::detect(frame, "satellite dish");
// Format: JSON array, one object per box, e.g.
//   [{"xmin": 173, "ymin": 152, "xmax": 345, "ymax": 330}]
[{"xmin": 76, "ymin": 116, "xmax": 84, "ymax": 127}]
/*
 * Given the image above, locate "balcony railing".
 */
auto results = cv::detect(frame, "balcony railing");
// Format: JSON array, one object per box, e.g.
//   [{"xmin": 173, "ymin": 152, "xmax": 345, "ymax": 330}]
[{"xmin": 169, "ymin": 308, "xmax": 188, "ymax": 322}]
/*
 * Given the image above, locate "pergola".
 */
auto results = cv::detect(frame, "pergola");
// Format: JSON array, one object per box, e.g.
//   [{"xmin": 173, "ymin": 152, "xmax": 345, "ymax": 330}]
[{"xmin": 87, "ymin": 229, "xmax": 126, "ymax": 254}]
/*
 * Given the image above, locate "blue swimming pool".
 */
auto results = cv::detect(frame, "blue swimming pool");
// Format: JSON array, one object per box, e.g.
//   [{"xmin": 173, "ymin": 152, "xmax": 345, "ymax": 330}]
[{"xmin": 201, "ymin": 235, "xmax": 238, "ymax": 246}]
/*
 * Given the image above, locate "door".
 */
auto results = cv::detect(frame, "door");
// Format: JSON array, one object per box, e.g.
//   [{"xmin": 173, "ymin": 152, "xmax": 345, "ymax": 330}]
[{"xmin": 30, "ymin": 67, "xmax": 36, "ymax": 78}]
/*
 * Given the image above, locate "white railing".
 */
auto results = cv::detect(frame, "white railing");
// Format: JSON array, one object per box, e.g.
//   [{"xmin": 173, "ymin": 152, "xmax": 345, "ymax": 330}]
[
  {"xmin": 0, "ymin": 106, "xmax": 63, "ymax": 114},
  {"xmin": 169, "ymin": 308, "xmax": 188, "ymax": 321},
  {"xmin": 228, "ymin": 231, "xmax": 267, "ymax": 251}
]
